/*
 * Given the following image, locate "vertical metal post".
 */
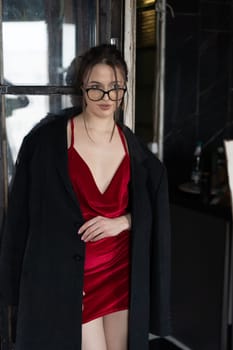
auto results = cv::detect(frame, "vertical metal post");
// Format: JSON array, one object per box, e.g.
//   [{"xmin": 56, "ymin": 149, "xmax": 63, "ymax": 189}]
[
  {"xmin": 153, "ymin": 0, "xmax": 166, "ymax": 160},
  {"xmin": 220, "ymin": 222, "xmax": 231, "ymax": 350},
  {"xmin": 95, "ymin": 0, "xmax": 100, "ymax": 45},
  {"xmin": 124, "ymin": 0, "xmax": 136, "ymax": 131},
  {"xmin": 0, "ymin": 4, "xmax": 11, "ymax": 350},
  {"xmin": 0, "ymin": 0, "xmax": 8, "ymax": 219}
]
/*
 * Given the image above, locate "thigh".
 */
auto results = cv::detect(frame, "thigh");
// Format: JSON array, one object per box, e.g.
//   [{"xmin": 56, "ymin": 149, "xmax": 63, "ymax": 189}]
[
  {"xmin": 103, "ymin": 310, "xmax": 129, "ymax": 350},
  {"xmin": 82, "ymin": 317, "xmax": 107, "ymax": 350}
]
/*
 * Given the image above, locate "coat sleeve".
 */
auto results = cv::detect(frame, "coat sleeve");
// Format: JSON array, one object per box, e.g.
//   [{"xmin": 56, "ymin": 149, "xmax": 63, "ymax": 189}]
[
  {"xmin": 0, "ymin": 136, "xmax": 30, "ymax": 307},
  {"xmin": 149, "ymin": 162, "xmax": 172, "ymax": 336}
]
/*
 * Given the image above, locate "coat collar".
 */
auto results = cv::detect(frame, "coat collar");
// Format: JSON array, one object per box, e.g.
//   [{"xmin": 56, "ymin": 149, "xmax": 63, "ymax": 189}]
[
  {"xmin": 118, "ymin": 123, "xmax": 149, "ymax": 165},
  {"xmin": 49, "ymin": 109, "xmax": 149, "ymax": 206},
  {"xmin": 51, "ymin": 110, "xmax": 81, "ymax": 208},
  {"xmin": 50, "ymin": 108, "xmax": 149, "ymax": 166}
]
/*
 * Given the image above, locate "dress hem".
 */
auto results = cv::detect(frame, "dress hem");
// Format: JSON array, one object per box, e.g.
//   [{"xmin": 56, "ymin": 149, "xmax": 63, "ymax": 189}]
[{"xmin": 82, "ymin": 306, "xmax": 129, "ymax": 324}]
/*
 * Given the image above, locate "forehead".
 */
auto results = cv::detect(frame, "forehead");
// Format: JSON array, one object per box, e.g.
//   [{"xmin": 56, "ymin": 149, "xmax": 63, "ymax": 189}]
[{"xmin": 85, "ymin": 63, "xmax": 124, "ymax": 83}]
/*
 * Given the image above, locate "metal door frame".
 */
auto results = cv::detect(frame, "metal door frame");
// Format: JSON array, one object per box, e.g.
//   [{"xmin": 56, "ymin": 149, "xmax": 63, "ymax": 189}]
[{"xmin": 124, "ymin": 0, "xmax": 166, "ymax": 161}]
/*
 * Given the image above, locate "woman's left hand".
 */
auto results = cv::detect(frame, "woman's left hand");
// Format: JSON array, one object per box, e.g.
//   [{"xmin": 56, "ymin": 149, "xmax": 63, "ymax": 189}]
[{"xmin": 78, "ymin": 214, "xmax": 131, "ymax": 242}]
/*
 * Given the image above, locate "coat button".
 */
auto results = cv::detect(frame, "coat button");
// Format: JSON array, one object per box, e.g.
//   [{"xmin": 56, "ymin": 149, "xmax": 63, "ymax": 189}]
[{"xmin": 73, "ymin": 254, "xmax": 83, "ymax": 262}]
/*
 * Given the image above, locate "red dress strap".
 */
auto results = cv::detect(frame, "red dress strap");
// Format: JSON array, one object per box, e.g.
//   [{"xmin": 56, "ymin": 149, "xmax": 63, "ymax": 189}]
[
  {"xmin": 117, "ymin": 125, "xmax": 128, "ymax": 154},
  {"xmin": 70, "ymin": 118, "xmax": 75, "ymax": 147}
]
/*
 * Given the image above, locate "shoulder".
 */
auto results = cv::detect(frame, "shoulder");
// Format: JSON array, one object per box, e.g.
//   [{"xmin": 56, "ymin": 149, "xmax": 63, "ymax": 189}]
[
  {"xmin": 28, "ymin": 107, "xmax": 80, "ymax": 137},
  {"xmin": 119, "ymin": 123, "xmax": 167, "ymax": 192},
  {"xmin": 119, "ymin": 123, "xmax": 164, "ymax": 170},
  {"xmin": 23, "ymin": 107, "xmax": 80, "ymax": 145},
  {"xmin": 17, "ymin": 107, "xmax": 81, "ymax": 161}
]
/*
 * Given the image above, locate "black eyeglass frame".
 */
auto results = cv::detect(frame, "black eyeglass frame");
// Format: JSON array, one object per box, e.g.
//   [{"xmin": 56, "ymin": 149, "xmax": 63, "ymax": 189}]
[{"xmin": 83, "ymin": 87, "xmax": 127, "ymax": 101}]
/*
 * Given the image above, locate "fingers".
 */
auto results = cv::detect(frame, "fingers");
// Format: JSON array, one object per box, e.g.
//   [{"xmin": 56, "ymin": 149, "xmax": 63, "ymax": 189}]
[
  {"xmin": 77, "ymin": 214, "xmax": 130, "ymax": 242},
  {"xmin": 78, "ymin": 217, "xmax": 100, "ymax": 234},
  {"xmin": 78, "ymin": 216, "xmax": 105, "ymax": 242},
  {"xmin": 81, "ymin": 229, "xmax": 104, "ymax": 242}
]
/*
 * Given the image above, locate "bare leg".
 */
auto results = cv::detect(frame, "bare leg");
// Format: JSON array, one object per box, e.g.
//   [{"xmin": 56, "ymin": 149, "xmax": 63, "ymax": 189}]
[
  {"xmin": 103, "ymin": 310, "xmax": 129, "ymax": 350},
  {"xmin": 82, "ymin": 317, "xmax": 107, "ymax": 350}
]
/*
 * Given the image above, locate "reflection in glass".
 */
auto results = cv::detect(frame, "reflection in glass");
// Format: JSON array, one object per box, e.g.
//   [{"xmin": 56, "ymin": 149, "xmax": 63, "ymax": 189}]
[
  {"xmin": 6, "ymin": 95, "xmax": 49, "ymax": 164},
  {"xmin": 3, "ymin": 0, "xmax": 97, "ymax": 85},
  {"xmin": 5, "ymin": 93, "xmax": 75, "ymax": 176},
  {"xmin": 3, "ymin": 21, "xmax": 48, "ymax": 85},
  {"xmin": 3, "ymin": 0, "xmax": 98, "ymax": 176}
]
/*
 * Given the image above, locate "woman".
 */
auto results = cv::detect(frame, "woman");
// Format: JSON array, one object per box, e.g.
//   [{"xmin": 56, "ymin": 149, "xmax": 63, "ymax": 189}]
[{"xmin": 0, "ymin": 44, "xmax": 171, "ymax": 350}]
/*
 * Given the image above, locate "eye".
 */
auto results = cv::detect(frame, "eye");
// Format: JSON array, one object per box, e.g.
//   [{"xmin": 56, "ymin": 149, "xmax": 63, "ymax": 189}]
[
  {"xmin": 86, "ymin": 82, "xmax": 103, "ymax": 90},
  {"xmin": 111, "ymin": 82, "xmax": 124, "ymax": 90},
  {"xmin": 110, "ymin": 85, "xmax": 118, "ymax": 90},
  {"xmin": 89, "ymin": 84, "xmax": 101, "ymax": 89}
]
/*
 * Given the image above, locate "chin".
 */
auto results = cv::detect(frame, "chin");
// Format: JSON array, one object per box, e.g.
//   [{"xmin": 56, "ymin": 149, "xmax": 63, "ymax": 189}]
[{"xmin": 96, "ymin": 108, "xmax": 116, "ymax": 118}]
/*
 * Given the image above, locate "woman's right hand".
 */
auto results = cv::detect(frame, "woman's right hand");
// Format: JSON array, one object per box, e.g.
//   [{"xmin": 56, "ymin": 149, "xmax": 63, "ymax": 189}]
[{"xmin": 78, "ymin": 213, "xmax": 131, "ymax": 242}]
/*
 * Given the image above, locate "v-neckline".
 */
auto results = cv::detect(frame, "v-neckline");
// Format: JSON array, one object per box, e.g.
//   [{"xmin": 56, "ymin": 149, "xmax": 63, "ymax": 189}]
[{"xmin": 69, "ymin": 146, "xmax": 127, "ymax": 195}]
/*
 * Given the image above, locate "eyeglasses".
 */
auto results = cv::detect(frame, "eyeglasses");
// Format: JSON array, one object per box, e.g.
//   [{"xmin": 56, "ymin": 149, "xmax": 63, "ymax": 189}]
[{"xmin": 84, "ymin": 87, "xmax": 127, "ymax": 101}]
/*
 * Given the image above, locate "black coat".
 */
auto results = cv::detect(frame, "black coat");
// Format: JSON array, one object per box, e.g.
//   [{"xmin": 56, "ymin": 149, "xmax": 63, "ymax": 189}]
[{"xmin": 0, "ymin": 107, "xmax": 171, "ymax": 350}]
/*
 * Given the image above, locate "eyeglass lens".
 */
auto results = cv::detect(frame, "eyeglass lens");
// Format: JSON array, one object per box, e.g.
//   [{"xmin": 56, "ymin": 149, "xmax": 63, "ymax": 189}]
[{"xmin": 87, "ymin": 88, "xmax": 125, "ymax": 101}]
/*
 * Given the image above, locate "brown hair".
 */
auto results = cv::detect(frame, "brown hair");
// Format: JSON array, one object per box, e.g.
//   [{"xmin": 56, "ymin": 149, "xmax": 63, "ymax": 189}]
[
  {"xmin": 66, "ymin": 44, "xmax": 128, "ymax": 109},
  {"xmin": 66, "ymin": 44, "xmax": 128, "ymax": 140},
  {"xmin": 67, "ymin": 44, "xmax": 128, "ymax": 90}
]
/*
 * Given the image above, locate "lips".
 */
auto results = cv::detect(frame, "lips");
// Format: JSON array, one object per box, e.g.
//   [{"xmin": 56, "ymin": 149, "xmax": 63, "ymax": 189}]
[{"xmin": 98, "ymin": 104, "xmax": 112, "ymax": 110}]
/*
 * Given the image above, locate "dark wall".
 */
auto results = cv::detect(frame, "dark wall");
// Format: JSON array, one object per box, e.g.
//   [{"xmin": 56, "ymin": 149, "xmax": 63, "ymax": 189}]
[
  {"xmin": 164, "ymin": 0, "xmax": 233, "ymax": 187},
  {"xmin": 170, "ymin": 204, "xmax": 228, "ymax": 350}
]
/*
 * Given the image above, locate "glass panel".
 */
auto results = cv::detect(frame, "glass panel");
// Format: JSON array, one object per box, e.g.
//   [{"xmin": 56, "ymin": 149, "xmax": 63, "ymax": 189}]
[
  {"xmin": 3, "ymin": 21, "xmax": 49, "ymax": 85},
  {"xmin": 135, "ymin": 0, "xmax": 157, "ymax": 143},
  {"xmin": 6, "ymin": 94, "xmax": 49, "ymax": 180},
  {"xmin": 2, "ymin": 0, "xmax": 97, "ymax": 85},
  {"xmin": 5, "ymin": 92, "xmax": 76, "ymax": 178}
]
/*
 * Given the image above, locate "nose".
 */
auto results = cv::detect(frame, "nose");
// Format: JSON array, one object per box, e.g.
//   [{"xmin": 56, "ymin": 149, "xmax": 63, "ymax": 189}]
[{"xmin": 102, "ymin": 91, "xmax": 110, "ymax": 100}]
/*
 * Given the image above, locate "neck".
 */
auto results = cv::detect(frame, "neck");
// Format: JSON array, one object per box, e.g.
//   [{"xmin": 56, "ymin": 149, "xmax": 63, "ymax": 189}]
[
  {"xmin": 82, "ymin": 111, "xmax": 115, "ymax": 133},
  {"xmin": 81, "ymin": 111, "xmax": 116, "ymax": 143}
]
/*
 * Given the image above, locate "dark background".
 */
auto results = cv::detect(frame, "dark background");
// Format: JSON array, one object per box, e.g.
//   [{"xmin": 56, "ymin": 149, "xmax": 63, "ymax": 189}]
[
  {"xmin": 164, "ymin": 0, "xmax": 233, "ymax": 187},
  {"xmin": 135, "ymin": 1, "xmax": 233, "ymax": 349}
]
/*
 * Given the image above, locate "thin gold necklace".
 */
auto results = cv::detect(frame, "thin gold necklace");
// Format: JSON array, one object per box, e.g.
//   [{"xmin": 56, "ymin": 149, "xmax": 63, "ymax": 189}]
[{"xmin": 82, "ymin": 115, "xmax": 116, "ymax": 143}]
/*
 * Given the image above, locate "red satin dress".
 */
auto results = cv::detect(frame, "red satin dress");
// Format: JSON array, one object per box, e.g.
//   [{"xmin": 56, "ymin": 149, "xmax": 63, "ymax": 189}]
[{"xmin": 68, "ymin": 118, "xmax": 130, "ymax": 324}]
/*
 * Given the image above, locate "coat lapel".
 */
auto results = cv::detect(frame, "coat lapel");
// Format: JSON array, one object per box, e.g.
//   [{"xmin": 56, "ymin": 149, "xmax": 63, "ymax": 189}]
[
  {"xmin": 120, "ymin": 125, "xmax": 153, "ymax": 349},
  {"xmin": 52, "ymin": 114, "xmax": 81, "ymax": 209},
  {"xmin": 121, "ymin": 124, "xmax": 150, "ymax": 230},
  {"xmin": 50, "ymin": 116, "xmax": 150, "ymax": 215}
]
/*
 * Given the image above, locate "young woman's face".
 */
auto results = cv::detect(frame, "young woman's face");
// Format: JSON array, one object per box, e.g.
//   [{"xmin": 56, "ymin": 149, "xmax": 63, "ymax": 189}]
[{"xmin": 82, "ymin": 63, "xmax": 125, "ymax": 119}]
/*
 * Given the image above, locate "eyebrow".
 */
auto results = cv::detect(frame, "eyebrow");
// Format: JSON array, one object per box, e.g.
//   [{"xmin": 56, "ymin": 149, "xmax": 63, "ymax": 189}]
[
  {"xmin": 87, "ymin": 81, "xmax": 101, "ymax": 84},
  {"xmin": 87, "ymin": 80, "xmax": 123, "ymax": 85}
]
